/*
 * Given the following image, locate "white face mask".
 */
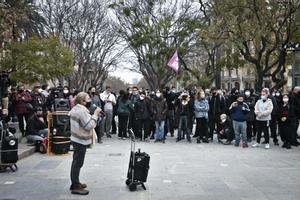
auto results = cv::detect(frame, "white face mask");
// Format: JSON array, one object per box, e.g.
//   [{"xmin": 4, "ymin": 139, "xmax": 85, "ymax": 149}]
[
  {"xmin": 245, "ymin": 91, "xmax": 250, "ymax": 96},
  {"xmin": 283, "ymin": 98, "xmax": 289, "ymax": 103},
  {"xmin": 38, "ymin": 88, "xmax": 42, "ymax": 93},
  {"xmin": 261, "ymin": 96, "xmax": 267, "ymax": 100},
  {"xmin": 140, "ymin": 96, "xmax": 145, "ymax": 100},
  {"xmin": 156, "ymin": 93, "xmax": 161, "ymax": 98},
  {"xmin": 171, "ymin": 89, "xmax": 176, "ymax": 93},
  {"xmin": 63, "ymin": 90, "xmax": 69, "ymax": 94},
  {"xmin": 276, "ymin": 92, "xmax": 280, "ymax": 97}
]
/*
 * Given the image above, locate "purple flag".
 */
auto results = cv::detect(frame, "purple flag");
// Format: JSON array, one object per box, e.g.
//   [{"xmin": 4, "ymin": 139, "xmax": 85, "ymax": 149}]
[{"xmin": 167, "ymin": 50, "xmax": 179, "ymax": 73}]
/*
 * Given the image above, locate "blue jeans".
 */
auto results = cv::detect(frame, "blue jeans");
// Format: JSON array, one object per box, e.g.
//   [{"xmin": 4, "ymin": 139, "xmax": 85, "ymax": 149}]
[
  {"xmin": 155, "ymin": 121, "xmax": 165, "ymax": 140},
  {"xmin": 232, "ymin": 120, "xmax": 247, "ymax": 144}
]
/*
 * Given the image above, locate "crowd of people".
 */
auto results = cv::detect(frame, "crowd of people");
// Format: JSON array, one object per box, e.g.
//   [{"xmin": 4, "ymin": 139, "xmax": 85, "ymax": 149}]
[{"xmin": 6, "ymin": 83, "xmax": 300, "ymax": 150}]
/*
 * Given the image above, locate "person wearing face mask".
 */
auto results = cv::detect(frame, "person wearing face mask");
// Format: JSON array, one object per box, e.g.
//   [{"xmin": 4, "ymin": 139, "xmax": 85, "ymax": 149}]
[
  {"xmin": 152, "ymin": 90, "xmax": 168, "ymax": 143},
  {"xmin": 229, "ymin": 94, "xmax": 250, "ymax": 147},
  {"xmin": 277, "ymin": 94, "xmax": 295, "ymax": 149},
  {"xmin": 69, "ymin": 92, "xmax": 102, "ymax": 195},
  {"xmin": 244, "ymin": 89, "xmax": 256, "ymax": 142},
  {"xmin": 218, "ymin": 114, "xmax": 234, "ymax": 145},
  {"xmin": 252, "ymin": 88, "xmax": 273, "ymax": 149},
  {"xmin": 128, "ymin": 87, "xmax": 140, "ymax": 134},
  {"xmin": 163, "ymin": 86, "xmax": 177, "ymax": 138},
  {"xmin": 194, "ymin": 90, "xmax": 209, "ymax": 143},
  {"xmin": 13, "ymin": 85, "xmax": 32, "ymax": 136},
  {"xmin": 134, "ymin": 92, "xmax": 152, "ymax": 140},
  {"xmin": 176, "ymin": 92, "xmax": 193, "ymax": 143},
  {"xmin": 31, "ymin": 85, "xmax": 47, "ymax": 117},
  {"xmin": 268, "ymin": 89, "xmax": 279, "ymax": 145},
  {"xmin": 117, "ymin": 92, "xmax": 133, "ymax": 139},
  {"xmin": 88, "ymin": 86, "xmax": 103, "ymax": 143},
  {"xmin": 208, "ymin": 87, "xmax": 226, "ymax": 141}
]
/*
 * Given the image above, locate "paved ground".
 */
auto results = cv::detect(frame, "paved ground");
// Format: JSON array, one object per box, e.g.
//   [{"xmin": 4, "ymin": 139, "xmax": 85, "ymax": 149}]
[{"xmin": 1, "ymin": 134, "xmax": 300, "ymax": 200}]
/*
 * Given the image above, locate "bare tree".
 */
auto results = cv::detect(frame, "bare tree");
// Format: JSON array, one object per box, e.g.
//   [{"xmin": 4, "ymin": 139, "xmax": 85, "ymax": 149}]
[{"xmin": 40, "ymin": 0, "xmax": 125, "ymax": 91}]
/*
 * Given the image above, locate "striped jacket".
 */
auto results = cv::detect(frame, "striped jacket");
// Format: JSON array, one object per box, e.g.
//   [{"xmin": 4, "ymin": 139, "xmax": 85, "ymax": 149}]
[{"xmin": 69, "ymin": 104, "xmax": 98, "ymax": 145}]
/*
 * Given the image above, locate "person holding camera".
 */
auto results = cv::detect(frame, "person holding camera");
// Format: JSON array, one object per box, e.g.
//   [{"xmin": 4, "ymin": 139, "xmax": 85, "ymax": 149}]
[
  {"xmin": 69, "ymin": 92, "xmax": 102, "ymax": 195},
  {"xmin": 229, "ymin": 94, "xmax": 250, "ymax": 147}
]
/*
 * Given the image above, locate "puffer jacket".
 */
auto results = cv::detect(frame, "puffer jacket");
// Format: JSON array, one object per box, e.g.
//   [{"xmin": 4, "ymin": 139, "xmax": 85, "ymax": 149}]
[
  {"xmin": 255, "ymin": 98, "xmax": 273, "ymax": 121},
  {"xmin": 194, "ymin": 99, "xmax": 209, "ymax": 119}
]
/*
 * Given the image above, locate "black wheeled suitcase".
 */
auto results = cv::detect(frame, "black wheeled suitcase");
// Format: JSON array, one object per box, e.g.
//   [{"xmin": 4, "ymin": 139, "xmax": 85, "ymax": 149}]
[
  {"xmin": 51, "ymin": 126, "xmax": 71, "ymax": 154},
  {"xmin": 1, "ymin": 133, "xmax": 18, "ymax": 163},
  {"xmin": 126, "ymin": 129, "xmax": 150, "ymax": 191}
]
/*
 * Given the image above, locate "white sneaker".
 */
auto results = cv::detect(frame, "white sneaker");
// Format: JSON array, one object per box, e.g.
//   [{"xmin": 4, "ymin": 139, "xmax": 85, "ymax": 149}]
[
  {"xmin": 265, "ymin": 143, "xmax": 270, "ymax": 149},
  {"xmin": 252, "ymin": 143, "xmax": 260, "ymax": 148}
]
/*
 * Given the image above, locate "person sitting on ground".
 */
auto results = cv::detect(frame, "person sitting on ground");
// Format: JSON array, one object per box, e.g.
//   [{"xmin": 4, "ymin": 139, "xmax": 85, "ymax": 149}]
[
  {"xmin": 26, "ymin": 107, "xmax": 48, "ymax": 152},
  {"xmin": 218, "ymin": 114, "xmax": 234, "ymax": 145}
]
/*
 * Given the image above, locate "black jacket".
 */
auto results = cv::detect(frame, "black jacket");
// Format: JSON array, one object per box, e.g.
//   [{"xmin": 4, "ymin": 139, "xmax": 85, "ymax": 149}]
[
  {"xmin": 209, "ymin": 94, "xmax": 226, "ymax": 116},
  {"xmin": 134, "ymin": 99, "xmax": 152, "ymax": 120},
  {"xmin": 26, "ymin": 115, "xmax": 47, "ymax": 136}
]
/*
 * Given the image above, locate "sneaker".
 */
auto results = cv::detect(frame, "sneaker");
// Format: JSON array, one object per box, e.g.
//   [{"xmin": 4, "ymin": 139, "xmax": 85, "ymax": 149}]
[
  {"xmin": 234, "ymin": 143, "xmax": 239, "ymax": 147},
  {"xmin": 265, "ymin": 143, "xmax": 270, "ymax": 149},
  {"xmin": 242, "ymin": 143, "xmax": 249, "ymax": 148},
  {"xmin": 176, "ymin": 138, "xmax": 181, "ymax": 142},
  {"xmin": 71, "ymin": 188, "xmax": 89, "ymax": 195},
  {"xmin": 107, "ymin": 134, "xmax": 112, "ymax": 138},
  {"xmin": 122, "ymin": 137, "xmax": 127, "ymax": 140},
  {"xmin": 252, "ymin": 143, "xmax": 260, "ymax": 148},
  {"xmin": 196, "ymin": 139, "xmax": 201, "ymax": 144},
  {"xmin": 274, "ymin": 141, "xmax": 279, "ymax": 146}
]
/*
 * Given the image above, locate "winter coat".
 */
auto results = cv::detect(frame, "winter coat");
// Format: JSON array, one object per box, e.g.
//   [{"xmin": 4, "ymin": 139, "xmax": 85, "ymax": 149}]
[
  {"xmin": 194, "ymin": 99, "xmax": 209, "ymax": 119},
  {"xmin": 254, "ymin": 98, "xmax": 273, "ymax": 121},
  {"xmin": 134, "ymin": 99, "xmax": 152, "ymax": 120},
  {"xmin": 13, "ymin": 91, "xmax": 32, "ymax": 115},
  {"xmin": 117, "ymin": 98, "xmax": 133, "ymax": 116},
  {"xmin": 151, "ymin": 97, "xmax": 168, "ymax": 122}
]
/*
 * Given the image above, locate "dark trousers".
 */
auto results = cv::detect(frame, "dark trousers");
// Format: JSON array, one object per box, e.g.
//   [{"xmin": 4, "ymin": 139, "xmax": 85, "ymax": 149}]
[
  {"xmin": 270, "ymin": 115, "xmax": 278, "ymax": 143},
  {"xmin": 292, "ymin": 117, "xmax": 300, "ymax": 143},
  {"xmin": 118, "ymin": 115, "xmax": 129, "ymax": 138},
  {"xmin": 208, "ymin": 114, "xmax": 221, "ymax": 139},
  {"xmin": 136, "ymin": 119, "xmax": 151, "ymax": 139},
  {"xmin": 246, "ymin": 121, "xmax": 255, "ymax": 139},
  {"xmin": 178, "ymin": 115, "xmax": 191, "ymax": 140},
  {"xmin": 112, "ymin": 113, "xmax": 117, "ymax": 134},
  {"xmin": 70, "ymin": 142, "xmax": 87, "ymax": 187},
  {"xmin": 256, "ymin": 121, "xmax": 270, "ymax": 143},
  {"xmin": 279, "ymin": 122, "xmax": 293, "ymax": 144},
  {"xmin": 95, "ymin": 123, "xmax": 102, "ymax": 142},
  {"xmin": 164, "ymin": 110, "xmax": 175, "ymax": 136},
  {"xmin": 195, "ymin": 117, "xmax": 208, "ymax": 139},
  {"xmin": 17, "ymin": 113, "xmax": 30, "ymax": 135}
]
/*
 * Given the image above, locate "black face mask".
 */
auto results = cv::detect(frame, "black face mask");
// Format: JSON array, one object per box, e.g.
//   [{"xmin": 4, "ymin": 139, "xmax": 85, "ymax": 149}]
[
  {"xmin": 85, "ymin": 101, "xmax": 92, "ymax": 109},
  {"xmin": 36, "ymin": 114, "xmax": 43, "ymax": 118},
  {"xmin": 91, "ymin": 92, "xmax": 96, "ymax": 95}
]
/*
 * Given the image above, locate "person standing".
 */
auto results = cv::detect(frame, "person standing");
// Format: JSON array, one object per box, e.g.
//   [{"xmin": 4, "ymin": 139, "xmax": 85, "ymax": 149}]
[
  {"xmin": 69, "ymin": 92, "xmax": 102, "ymax": 195},
  {"xmin": 152, "ymin": 90, "xmax": 168, "ymax": 143},
  {"xmin": 176, "ymin": 92, "xmax": 193, "ymax": 143},
  {"xmin": 13, "ymin": 85, "xmax": 32, "ymax": 136},
  {"xmin": 88, "ymin": 86, "xmax": 103, "ymax": 143},
  {"xmin": 194, "ymin": 90, "xmax": 209, "ymax": 143},
  {"xmin": 117, "ymin": 92, "xmax": 133, "ymax": 139},
  {"xmin": 208, "ymin": 87, "xmax": 226, "ymax": 141},
  {"xmin": 134, "ymin": 92, "xmax": 152, "ymax": 140},
  {"xmin": 252, "ymin": 88, "xmax": 273, "ymax": 149},
  {"xmin": 244, "ymin": 89, "xmax": 256, "ymax": 142},
  {"xmin": 291, "ymin": 86, "xmax": 300, "ymax": 146},
  {"xmin": 164, "ymin": 86, "xmax": 177, "ymax": 137},
  {"xmin": 100, "ymin": 86, "xmax": 116, "ymax": 138},
  {"xmin": 278, "ymin": 94, "xmax": 295, "ymax": 149},
  {"xmin": 229, "ymin": 94, "xmax": 250, "ymax": 147},
  {"xmin": 268, "ymin": 90, "xmax": 279, "ymax": 145}
]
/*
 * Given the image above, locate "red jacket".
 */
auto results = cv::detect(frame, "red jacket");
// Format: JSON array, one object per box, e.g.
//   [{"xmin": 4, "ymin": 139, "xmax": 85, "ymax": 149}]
[{"xmin": 13, "ymin": 91, "xmax": 32, "ymax": 114}]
